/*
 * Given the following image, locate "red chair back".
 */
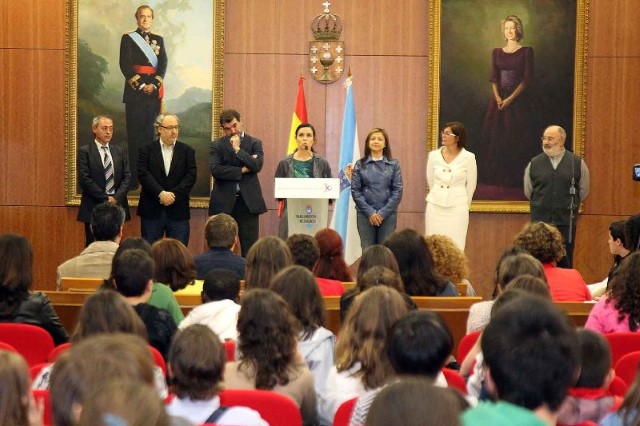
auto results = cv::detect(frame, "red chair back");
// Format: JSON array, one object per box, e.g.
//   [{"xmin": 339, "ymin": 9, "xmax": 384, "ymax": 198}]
[
  {"xmin": 457, "ymin": 330, "xmax": 481, "ymax": 365},
  {"xmin": 605, "ymin": 332, "xmax": 640, "ymax": 367},
  {"xmin": 148, "ymin": 345, "xmax": 167, "ymax": 376},
  {"xmin": 224, "ymin": 340, "xmax": 236, "ymax": 361},
  {"xmin": 615, "ymin": 350, "xmax": 640, "ymax": 386},
  {"xmin": 333, "ymin": 398, "xmax": 357, "ymax": 426},
  {"xmin": 47, "ymin": 342, "xmax": 71, "ymax": 362},
  {"xmin": 442, "ymin": 368, "xmax": 467, "ymax": 395},
  {"xmin": 609, "ymin": 375, "xmax": 629, "ymax": 397},
  {"xmin": 0, "ymin": 324, "xmax": 55, "ymax": 366},
  {"xmin": 219, "ymin": 389, "xmax": 302, "ymax": 426},
  {"xmin": 0, "ymin": 341, "xmax": 18, "ymax": 353},
  {"xmin": 33, "ymin": 389, "xmax": 52, "ymax": 426},
  {"xmin": 29, "ymin": 362, "xmax": 52, "ymax": 381}
]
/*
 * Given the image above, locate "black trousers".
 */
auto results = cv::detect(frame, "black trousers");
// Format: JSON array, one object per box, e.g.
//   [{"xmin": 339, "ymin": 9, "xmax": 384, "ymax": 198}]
[
  {"xmin": 84, "ymin": 222, "xmax": 95, "ymax": 247},
  {"xmin": 231, "ymin": 194, "xmax": 259, "ymax": 258},
  {"xmin": 556, "ymin": 222, "xmax": 577, "ymax": 268},
  {"xmin": 125, "ymin": 99, "xmax": 160, "ymax": 189}
]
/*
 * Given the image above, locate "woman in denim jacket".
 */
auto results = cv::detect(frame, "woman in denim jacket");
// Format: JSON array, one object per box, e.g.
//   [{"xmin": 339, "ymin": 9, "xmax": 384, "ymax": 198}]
[{"xmin": 351, "ymin": 128, "xmax": 403, "ymax": 249}]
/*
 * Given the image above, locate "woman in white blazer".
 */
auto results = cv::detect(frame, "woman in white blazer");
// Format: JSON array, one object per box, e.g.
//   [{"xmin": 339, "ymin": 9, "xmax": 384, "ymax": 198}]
[{"xmin": 425, "ymin": 121, "xmax": 477, "ymax": 250}]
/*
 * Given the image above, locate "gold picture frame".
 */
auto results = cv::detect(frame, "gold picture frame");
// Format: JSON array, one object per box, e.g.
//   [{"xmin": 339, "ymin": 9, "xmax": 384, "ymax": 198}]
[
  {"xmin": 428, "ymin": 0, "xmax": 588, "ymax": 213},
  {"xmin": 64, "ymin": 0, "xmax": 225, "ymax": 208}
]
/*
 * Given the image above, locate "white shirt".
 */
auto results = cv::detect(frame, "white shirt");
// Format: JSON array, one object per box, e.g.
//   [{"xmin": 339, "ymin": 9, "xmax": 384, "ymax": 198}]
[
  {"xmin": 166, "ymin": 395, "xmax": 267, "ymax": 426},
  {"xmin": 159, "ymin": 139, "xmax": 175, "ymax": 176}
]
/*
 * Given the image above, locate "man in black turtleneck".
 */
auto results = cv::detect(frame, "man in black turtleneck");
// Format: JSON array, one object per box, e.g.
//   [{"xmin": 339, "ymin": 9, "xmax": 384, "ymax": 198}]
[{"xmin": 119, "ymin": 4, "xmax": 168, "ymax": 189}]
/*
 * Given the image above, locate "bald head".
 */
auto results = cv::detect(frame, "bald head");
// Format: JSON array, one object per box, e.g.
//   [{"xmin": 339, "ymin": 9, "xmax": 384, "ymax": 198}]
[{"xmin": 541, "ymin": 125, "xmax": 566, "ymax": 157}]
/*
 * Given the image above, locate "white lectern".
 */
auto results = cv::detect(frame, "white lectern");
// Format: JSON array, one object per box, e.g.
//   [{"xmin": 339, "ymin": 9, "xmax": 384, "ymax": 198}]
[{"xmin": 274, "ymin": 178, "xmax": 340, "ymax": 237}]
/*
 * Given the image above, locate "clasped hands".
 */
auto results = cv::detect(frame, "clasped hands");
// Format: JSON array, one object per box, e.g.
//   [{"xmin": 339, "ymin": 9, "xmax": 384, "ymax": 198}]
[
  {"xmin": 495, "ymin": 95, "xmax": 514, "ymax": 111},
  {"xmin": 159, "ymin": 191, "xmax": 176, "ymax": 206},
  {"xmin": 369, "ymin": 212, "xmax": 384, "ymax": 227},
  {"xmin": 230, "ymin": 136, "xmax": 257, "ymax": 174}
]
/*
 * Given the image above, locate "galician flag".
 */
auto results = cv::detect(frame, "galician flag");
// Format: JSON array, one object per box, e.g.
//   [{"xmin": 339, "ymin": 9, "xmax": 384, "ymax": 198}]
[
  {"xmin": 287, "ymin": 76, "xmax": 308, "ymax": 154},
  {"xmin": 330, "ymin": 75, "xmax": 362, "ymax": 264}
]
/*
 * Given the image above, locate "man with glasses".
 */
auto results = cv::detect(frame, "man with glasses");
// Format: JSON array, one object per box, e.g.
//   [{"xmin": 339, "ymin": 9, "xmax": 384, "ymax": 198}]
[
  {"xmin": 137, "ymin": 113, "xmax": 197, "ymax": 245},
  {"xmin": 209, "ymin": 109, "xmax": 267, "ymax": 257},
  {"xmin": 524, "ymin": 125, "xmax": 590, "ymax": 267}
]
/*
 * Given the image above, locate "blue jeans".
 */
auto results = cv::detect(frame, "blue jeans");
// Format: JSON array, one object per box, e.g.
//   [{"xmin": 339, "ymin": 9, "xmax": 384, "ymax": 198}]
[
  {"xmin": 357, "ymin": 211, "xmax": 397, "ymax": 249},
  {"xmin": 141, "ymin": 211, "xmax": 190, "ymax": 247}
]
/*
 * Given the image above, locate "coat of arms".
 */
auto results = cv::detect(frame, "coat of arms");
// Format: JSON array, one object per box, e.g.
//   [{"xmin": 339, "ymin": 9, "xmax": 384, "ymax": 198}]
[{"xmin": 309, "ymin": 2, "xmax": 344, "ymax": 84}]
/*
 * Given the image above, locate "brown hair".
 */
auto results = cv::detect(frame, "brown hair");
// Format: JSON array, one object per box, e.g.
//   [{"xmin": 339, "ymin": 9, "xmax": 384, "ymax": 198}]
[
  {"xmin": 513, "ymin": 222, "xmax": 566, "ymax": 264},
  {"xmin": 150, "ymin": 238, "xmax": 196, "ymax": 291},
  {"xmin": 358, "ymin": 266, "xmax": 404, "ymax": 293},
  {"xmin": 336, "ymin": 287, "xmax": 408, "ymax": 389},
  {"xmin": 356, "ymin": 245, "xmax": 400, "ymax": 286},
  {"xmin": 236, "ymin": 289, "xmax": 300, "ymax": 389},
  {"xmin": 169, "ymin": 325, "xmax": 226, "ymax": 400},
  {"xmin": 0, "ymin": 234, "xmax": 32, "ymax": 315},
  {"xmin": 506, "ymin": 275, "xmax": 551, "ymax": 299},
  {"xmin": 0, "ymin": 350, "xmax": 31, "ymax": 426},
  {"xmin": 205, "ymin": 214, "xmax": 238, "ymax": 249},
  {"xmin": 313, "ymin": 228, "xmax": 353, "ymax": 282},
  {"xmin": 245, "ymin": 237, "xmax": 293, "ymax": 289},
  {"xmin": 425, "ymin": 234, "xmax": 470, "ymax": 284}
]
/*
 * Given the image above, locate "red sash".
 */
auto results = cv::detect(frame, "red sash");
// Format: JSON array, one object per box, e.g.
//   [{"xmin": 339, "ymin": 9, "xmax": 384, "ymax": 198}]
[{"xmin": 133, "ymin": 65, "xmax": 164, "ymax": 99}]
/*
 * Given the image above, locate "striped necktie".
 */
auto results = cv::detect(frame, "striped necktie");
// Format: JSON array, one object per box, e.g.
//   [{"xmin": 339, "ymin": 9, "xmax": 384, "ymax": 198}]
[{"xmin": 102, "ymin": 146, "xmax": 115, "ymax": 194}]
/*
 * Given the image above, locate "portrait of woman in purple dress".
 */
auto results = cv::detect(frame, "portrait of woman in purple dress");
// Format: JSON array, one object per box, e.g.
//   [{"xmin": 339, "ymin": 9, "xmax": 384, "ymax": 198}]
[{"xmin": 477, "ymin": 15, "xmax": 539, "ymax": 199}]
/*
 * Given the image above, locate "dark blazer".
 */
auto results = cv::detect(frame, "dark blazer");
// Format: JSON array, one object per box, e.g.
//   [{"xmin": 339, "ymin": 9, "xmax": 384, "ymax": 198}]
[
  {"xmin": 208, "ymin": 133, "xmax": 267, "ymax": 215},
  {"xmin": 137, "ymin": 140, "xmax": 197, "ymax": 220},
  {"xmin": 77, "ymin": 141, "xmax": 131, "ymax": 222}
]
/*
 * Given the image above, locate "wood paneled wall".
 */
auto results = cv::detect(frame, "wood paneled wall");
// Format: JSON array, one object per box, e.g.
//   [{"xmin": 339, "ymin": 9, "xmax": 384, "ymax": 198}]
[{"xmin": 1, "ymin": 0, "xmax": 639, "ymax": 298}]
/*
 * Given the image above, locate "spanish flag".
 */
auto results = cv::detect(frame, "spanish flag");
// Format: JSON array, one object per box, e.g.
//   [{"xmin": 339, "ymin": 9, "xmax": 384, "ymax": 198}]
[{"xmin": 286, "ymin": 76, "xmax": 308, "ymax": 154}]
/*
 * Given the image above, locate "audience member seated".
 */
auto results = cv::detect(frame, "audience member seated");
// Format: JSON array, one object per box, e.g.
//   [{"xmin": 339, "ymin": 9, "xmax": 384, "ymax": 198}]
[
  {"xmin": 601, "ymin": 345, "xmax": 640, "ymax": 425},
  {"xmin": 0, "ymin": 350, "xmax": 42, "ymax": 426},
  {"xmin": 244, "ymin": 237, "xmax": 293, "ymax": 290},
  {"xmin": 56, "ymin": 202, "xmax": 124, "ymax": 289},
  {"xmin": 287, "ymin": 233, "xmax": 344, "ymax": 296},
  {"xmin": 319, "ymin": 286, "xmax": 408, "ymax": 424},
  {"xmin": 151, "ymin": 238, "xmax": 197, "ymax": 294},
  {"xmin": 383, "ymin": 229, "xmax": 457, "ymax": 296},
  {"xmin": 513, "ymin": 222, "xmax": 591, "ymax": 301},
  {"xmin": 271, "ymin": 266, "xmax": 336, "ymax": 398},
  {"xmin": 166, "ymin": 325, "xmax": 267, "ymax": 425},
  {"xmin": 107, "ymin": 249, "xmax": 177, "ymax": 360},
  {"xmin": 222, "ymin": 289, "xmax": 317, "ymax": 425},
  {"xmin": 585, "ymin": 252, "xmax": 640, "ymax": 333},
  {"xmin": 366, "ymin": 379, "xmax": 468, "ymax": 426},
  {"xmin": 425, "ymin": 234, "xmax": 477, "ymax": 296},
  {"xmin": 625, "ymin": 214, "xmax": 640, "ymax": 255},
  {"xmin": 49, "ymin": 333, "xmax": 160, "ymax": 426},
  {"xmin": 194, "ymin": 213, "xmax": 246, "ymax": 279},
  {"xmin": 33, "ymin": 289, "xmax": 167, "ymax": 397},
  {"xmin": 466, "ymin": 248, "xmax": 545, "ymax": 333},
  {"xmin": 591, "ymin": 220, "xmax": 631, "ymax": 298},
  {"xmin": 461, "ymin": 295, "xmax": 579, "ymax": 426},
  {"xmin": 78, "ymin": 380, "xmax": 170, "ymax": 426},
  {"xmin": 114, "ymin": 237, "xmax": 183, "ymax": 325},
  {"xmin": 313, "ymin": 228, "xmax": 353, "ymax": 283},
  {"xmin": 341, "ymin": 266, "xmax": 416, "ymax": 321},
  {"xmin": 556, "ymin": 329, "xmax": 620, "ymax": 425},
  {"xmin": 340, "ymin": 245, "xmax": 401, "ymax": 320},
  {"xmin": 349, "ymin": 310, "xmax": 453, "ymax": 425},
  {"xmin": 0, "ymin": 233, "xmax": 68, "ymax": 345},
  {"xmin": 179, "ymin": 269, "xmax": 241, "ymax": 341}
]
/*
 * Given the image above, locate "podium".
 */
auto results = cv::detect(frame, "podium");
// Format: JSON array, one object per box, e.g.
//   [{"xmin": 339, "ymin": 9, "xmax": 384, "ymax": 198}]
[{"xmin": 274, "ymin": 178, "xmax": 340, "ymax": 237}]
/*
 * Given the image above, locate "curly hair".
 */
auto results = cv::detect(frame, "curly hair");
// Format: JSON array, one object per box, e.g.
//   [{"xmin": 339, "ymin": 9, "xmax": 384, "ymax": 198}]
[
  {"xmin": 286, "ymin": 234, "xmax": 320, "ymax": 271},
  {"xmin": 150, "ymin": 239, "xmax": 196, "ymax": 291},
  {"xmin": 608, "ymin": 252, "xmax": 640, "ymax": 331},
  {"xmin": 271, "ymin": 266, "xmax": 325, "ymax": 340},
  {"xmin": 383, "ymin": 229, "xmax": 448, "ymax": 296},
  {"xmin": 313, "ymin": 228, "xmax": 353, "ymax": 281},
  {"xmin": 513, "ymin": 222, "xmax": 566, "ymax": 264},
  {"xmin": 236, "ymin": 289, "xmax": 300, "ymax": 389},
  {"xmin": 336, "ymin": 286, "xmax": 408, "ymax": 390},
  {"xmin": 425, "ymin": 234, "xmax": 470, "ymax": 284},
  {"xmin": 245, "ymin": 237, "xmax": 293, "ymax": 290}
]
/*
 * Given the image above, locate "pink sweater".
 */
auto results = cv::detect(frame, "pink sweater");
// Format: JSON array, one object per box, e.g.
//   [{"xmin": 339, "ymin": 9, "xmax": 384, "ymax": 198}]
[{"xmin": 585, "ymin": 297, "xmax": 632, "ymax": 333}]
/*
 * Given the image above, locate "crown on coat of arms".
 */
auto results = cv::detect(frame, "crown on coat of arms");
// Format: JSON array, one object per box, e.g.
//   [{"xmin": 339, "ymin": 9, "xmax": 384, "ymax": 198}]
[{"xmin": 310, "ymin": 1, "xmax": 343, "ymax": 41}]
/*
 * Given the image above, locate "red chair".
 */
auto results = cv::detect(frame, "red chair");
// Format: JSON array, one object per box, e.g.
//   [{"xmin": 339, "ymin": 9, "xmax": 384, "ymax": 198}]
[
  {"xmin": 29, "ymin": 362, "xmax": 52, "ymax": 381},
  {"xmin": 47, "ymin": 342, "xmax": 71, "ymax": 362},
  {"xmin": 224, "ymin": 340, "xmax": 236, "ymax": 361},
  {"xmin": 457, "ymin": 330, "xmax": 481, "ymax": 364},
  {"xmin": 615, "ymin": 351, "xmax": 640, "ymax": 386},
  {"xmin": 333, "ymin": 398, "xmax": 357, "ymax": 426},
  {"xmin": 219, "ymin": 389, "xmax": 302, "ymax": 426},
  {"xmin": 33, "ymin": 389, "xmax": 52, "ymax": 426},
  {"xmin": 0, "ymin": 341, "xmax": 18, "ymax": 353},
  {"xmin": 604, "ymin": 332, "xmax": 640, "ymax": 367},
  {"xmin": 442, "ymin": 368, "xmax": 467, "ymax": 395},
  {"xmin": 0, "ymin": 324, "xmax": 54, "ymax": 366},
  {"xmin": 148, "ymin": 345, "xmax": 167, "ymax": 377},
  {"xmin": 609, "ymin": 375, "xmax": 629, "ymax": 397}
]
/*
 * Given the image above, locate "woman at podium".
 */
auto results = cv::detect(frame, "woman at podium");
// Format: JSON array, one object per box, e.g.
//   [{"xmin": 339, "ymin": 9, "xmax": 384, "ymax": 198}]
[{"xmin": 275, "ymin": 123, "xmax": 332, "ymax": 239}]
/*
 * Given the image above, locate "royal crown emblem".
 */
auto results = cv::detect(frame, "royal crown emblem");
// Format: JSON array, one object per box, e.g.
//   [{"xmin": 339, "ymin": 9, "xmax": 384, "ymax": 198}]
[{"xmin": 309, "ymin": 1, "xmax": 344, "ymax": 84}]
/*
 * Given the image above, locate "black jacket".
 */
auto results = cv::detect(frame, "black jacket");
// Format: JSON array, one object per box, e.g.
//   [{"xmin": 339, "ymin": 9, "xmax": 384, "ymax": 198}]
[{"xmin": 0, "ymin": 292, "xmax": 69, "ymax": 346}]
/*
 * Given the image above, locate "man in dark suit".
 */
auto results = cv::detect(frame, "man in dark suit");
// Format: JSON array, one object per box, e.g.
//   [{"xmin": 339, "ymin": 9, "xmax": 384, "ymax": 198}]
[
  {"xmin": 77, "ymin": 115, "xmax": 131, "ymax": 246},
  {"xmin": 120, "ymin": 4, "xmax": 167, "ymax": 189},
  {"xmin": 209, "ymin": 109, "xmax": 267, "ymax": 257},
  {"xmin": 137, "ymin": 113, "xmax": 197, "ymax": 246}
]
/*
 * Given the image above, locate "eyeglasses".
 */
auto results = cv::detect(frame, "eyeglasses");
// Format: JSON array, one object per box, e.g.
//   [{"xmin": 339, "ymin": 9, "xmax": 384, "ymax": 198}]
[
  {"xmin": 441, "ymin": 131, "xmax": 457, "ymax": 137},
  {"xmin": 160, "ymin": 125, "xmax": 180, "ymax": 131}
]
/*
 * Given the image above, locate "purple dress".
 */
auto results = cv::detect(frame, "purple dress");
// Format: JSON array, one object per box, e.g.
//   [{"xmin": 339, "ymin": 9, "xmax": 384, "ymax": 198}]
[{"xmin": 478, "ymin": 47, "xmax": 538, "ymax": 188}]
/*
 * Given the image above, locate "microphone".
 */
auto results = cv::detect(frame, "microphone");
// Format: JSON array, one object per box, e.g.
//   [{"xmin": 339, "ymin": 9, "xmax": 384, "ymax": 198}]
[{"xmin": 301, "ymin": 145, "xmax": 308, "ymax": 150}]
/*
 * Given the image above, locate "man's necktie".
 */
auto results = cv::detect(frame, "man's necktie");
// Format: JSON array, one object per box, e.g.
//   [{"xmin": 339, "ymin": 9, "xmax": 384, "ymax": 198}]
[{"xmin": 103, "ymin": 146, "xmax": 115, "ymax": 194}]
